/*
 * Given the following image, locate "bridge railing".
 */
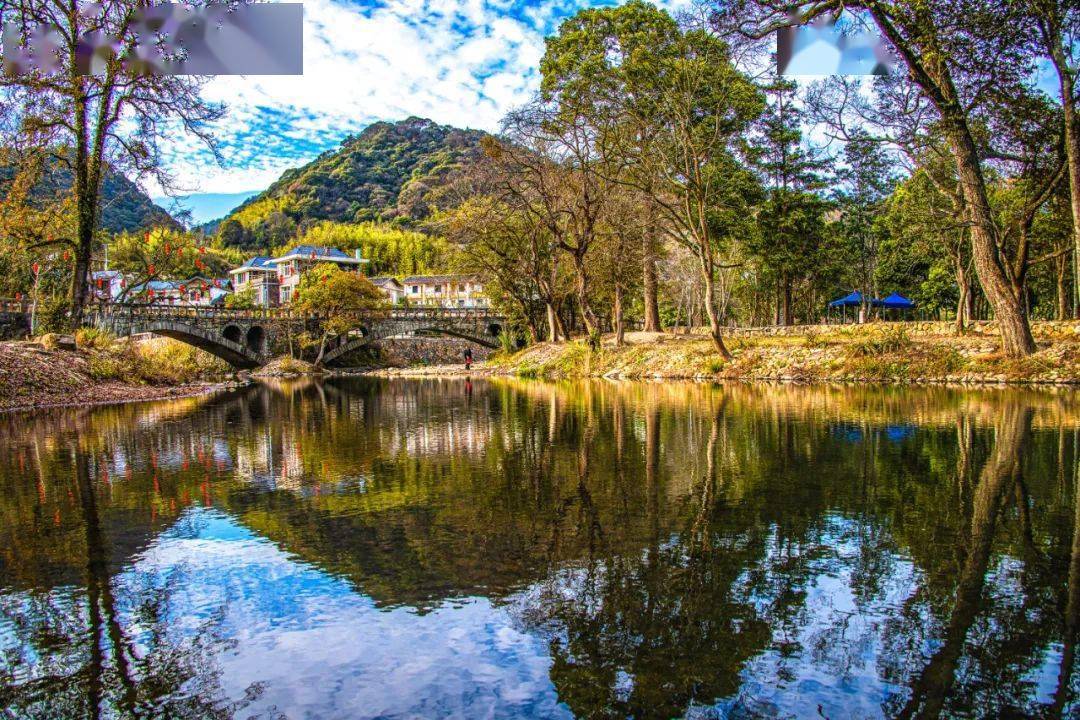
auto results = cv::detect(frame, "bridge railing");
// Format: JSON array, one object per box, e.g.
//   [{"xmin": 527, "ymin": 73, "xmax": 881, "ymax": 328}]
[
  {"xmin": 0, "ymin": 299, "xmax": 506, "ymax": 326},
  {"xmin": 84, "ymin": 303, "xmax": 504, "ymax": 323},
  {"xmin": 0, "ymin": 299, "xmax": 31, "ymax": 314}
]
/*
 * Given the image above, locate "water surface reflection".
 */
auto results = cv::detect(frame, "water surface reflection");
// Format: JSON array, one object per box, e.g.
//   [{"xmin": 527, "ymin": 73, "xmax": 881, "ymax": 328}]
[{"xmin": 1, "ymin": 379, "xmax": 1078, "ymax": 719}]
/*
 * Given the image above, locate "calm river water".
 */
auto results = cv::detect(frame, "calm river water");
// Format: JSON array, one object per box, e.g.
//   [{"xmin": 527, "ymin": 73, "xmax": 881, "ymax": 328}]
[{"xmin": 1, "ymin": 378, "xmax": 1079, "ymax": 719}]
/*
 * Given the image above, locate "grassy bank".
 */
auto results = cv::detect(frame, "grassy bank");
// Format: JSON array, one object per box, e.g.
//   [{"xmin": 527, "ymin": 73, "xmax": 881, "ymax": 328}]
[
  {"xmin": 486, "ymin": 321, "xmax": 1080, "ymax": 385},
  {"xmin": 0, "ymin": 330, "xmax": 233, "ymax": 412}
]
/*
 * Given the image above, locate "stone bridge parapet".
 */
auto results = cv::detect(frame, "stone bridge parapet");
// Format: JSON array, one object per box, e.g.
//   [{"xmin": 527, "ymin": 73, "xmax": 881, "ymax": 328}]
[{"xmin": 77, "ymin": 302, "xmax": 505, "ymax": 368}]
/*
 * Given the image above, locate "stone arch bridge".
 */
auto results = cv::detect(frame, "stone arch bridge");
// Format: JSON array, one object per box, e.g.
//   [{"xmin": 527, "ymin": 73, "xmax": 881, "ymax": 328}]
[{"xmin": 71, "ymin": 303, "xmax": 506, "ymax": 368}]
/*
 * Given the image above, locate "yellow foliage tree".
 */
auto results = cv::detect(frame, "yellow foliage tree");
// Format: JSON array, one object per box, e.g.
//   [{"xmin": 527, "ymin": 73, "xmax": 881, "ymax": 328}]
[{"xmin": 291, "ymin": 263, "xmax": 387, "ymax": 365}]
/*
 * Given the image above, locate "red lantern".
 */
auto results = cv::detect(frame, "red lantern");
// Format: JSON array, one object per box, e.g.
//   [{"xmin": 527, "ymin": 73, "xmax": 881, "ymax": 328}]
[
  {"xmin": 148, "ymin": 264, "xmax": 156, "ymax": 275},
  {"xmin": 199, "ymin": 246, "xmax": 206, "ymax": 254},
  {"xmin": 15, "ymin": 292, "xmax": 22, "ymax": 301},
  {"xmin": 62, "ymin": 250, "xmax": 70, "ymax": 261},
  {"xmin": 31, "ymin": 262, "xmax": 39, "ymax": 275},
  {"xmin": 148, "ymin": 289, "xmax": 155, "ymax": 299},
  {"xmin": 180, "ymin": 284, "xmax": 187, "ymax": 293},
  {"xmin": 165, "ymin": 242, "xmax": 171, "ymax": 254},
  {"xmin": 97, "ymin": 278, "xmax": 104, "ymax": 288}
]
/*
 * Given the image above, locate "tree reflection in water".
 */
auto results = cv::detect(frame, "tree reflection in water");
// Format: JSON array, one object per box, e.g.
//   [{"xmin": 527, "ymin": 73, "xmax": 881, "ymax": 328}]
[{"xmin": 0, "ymin": 380, "xmax": 1078, "ymax": 719}]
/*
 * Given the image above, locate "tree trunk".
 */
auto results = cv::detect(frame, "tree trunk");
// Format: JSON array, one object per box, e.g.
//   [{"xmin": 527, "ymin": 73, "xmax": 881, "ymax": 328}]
[
  {"xmin": 642, "ymin": 234, "xmax": 661, "ymax": 332},
  {"xmin": 955, "ymin": 262, "xmax": 969, "ymax": 335},
  {"xmin": 773, "ymin": 281, "xmax": 780, "ymax": 326},
  {"xmin": 614, "ymin": 284, "xmax": 625, "ymax": 347},
  {"xmin": 942, "ymin": 108, "xmax": 1036, "ymax": 356},
  {"xmin": 782, "ymin": 277, "xmax": 794, "ymax": 326},
  {"xmin": 867, "ymin": 8, "xmax": 1035, "ymax": 355},
  {"xmin": 545, "ymin": 302, "xmax": 560, "ymax": 342},
  {"xmin": 1050, "ymin": 40, "xmax": 1080, "ymax": 321},
  {"xmin": 700, "ymin": 255, "xmax": 732, "ymax": 360},
  {"xmin": 315, "ymin": 332, "xmax": 329, "ymax": 366},
  {"xmin": 569, "ymin": 250, "xmax": 600, "ymax": 344},
  {"xmin": 70, "ymin": 83, "xmax": 94, "ymax": 330},
  {"xmin": 1057, "ymin": 253, "xmax": 1072, "ymax": 320}
]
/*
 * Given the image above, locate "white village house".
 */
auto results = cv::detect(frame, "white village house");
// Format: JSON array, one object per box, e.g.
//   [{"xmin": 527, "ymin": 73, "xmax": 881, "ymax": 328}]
[
  {"xmin": 229, "ymin": 246, "xmax": 369, "ymax": 307},
  {"xmin": 129, "ymin": 276, "xmax": 232, "ymax": 305},
  {"xmin": 228, "ymin": 249, "xmax": 489, "ymax": 310},
  {"xmin": 401, "ymin": 275, "xmax": 490, "ymax": 308},
  {"xmin": 368, "ymin": 276, "xmax": 405, "ymax": 305}
]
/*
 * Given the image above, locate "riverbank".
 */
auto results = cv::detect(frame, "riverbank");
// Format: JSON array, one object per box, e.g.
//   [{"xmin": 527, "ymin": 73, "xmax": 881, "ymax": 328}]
[
  {"xmin": 473, "ymin": 321, "xmax": 1080, "ymax": 385},
  {"xmin": 0, "ymin": 336, "xmax": 233, "ymax": 413}
]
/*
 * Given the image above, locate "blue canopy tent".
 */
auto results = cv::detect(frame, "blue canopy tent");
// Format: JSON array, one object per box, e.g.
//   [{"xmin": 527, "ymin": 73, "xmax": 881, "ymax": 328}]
[
  {"xmin": 827, "ymin": 291, "xmax": 880, "ymax": 323},
  {"xmin": 827, "ymin": 291, "xmax": 866, "ymax": 308},
  {"xmin": 880, "ymin": 292, "xmax": 915, "ymax": 310},
  {"xmin": 827, "ymin": 291, "xmax": 915, "ymax": 323}
]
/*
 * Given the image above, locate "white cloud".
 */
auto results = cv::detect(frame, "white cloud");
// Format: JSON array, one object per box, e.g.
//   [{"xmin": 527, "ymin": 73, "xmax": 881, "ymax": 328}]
[{"xmin": 155, "ymin": 0, "xmax": 584, "ymax": 197}]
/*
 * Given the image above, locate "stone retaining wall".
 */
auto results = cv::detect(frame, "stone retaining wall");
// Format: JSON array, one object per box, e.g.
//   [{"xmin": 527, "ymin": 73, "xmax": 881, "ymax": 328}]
[{"xmin": 369, "ymin": 337, "xmax": 496, "ymax": 367}]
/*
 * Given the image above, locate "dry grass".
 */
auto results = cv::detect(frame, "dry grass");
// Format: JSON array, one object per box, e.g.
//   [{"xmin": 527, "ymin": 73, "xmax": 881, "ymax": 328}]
[
  {"xmin": 86, "ymin": 337, "xmax": 231, "ymax": 384},
  {"xmin": 491, "ymin": 321, "xmax": 1080, "ymax": 385}
]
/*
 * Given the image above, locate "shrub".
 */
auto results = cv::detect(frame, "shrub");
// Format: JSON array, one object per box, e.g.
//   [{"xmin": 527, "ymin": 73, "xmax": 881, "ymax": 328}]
[
  {"xmin": 516, "ymin": 364, "xmax": 540, "ymax": 379},
  {"xmin": 35, "ymin": 294, "xmax": 70, "ymax": 334},
  {"xmin": 87, "ymin": 354, "xmax": 127, "ymax": 381},
  {"xmin": 705, "ymin": 357, "xmax": 725, "ymax": 374},
  {"xmin": 225, "ymin": 288, "xmax": 257, "ymax": 309},
  {"xmin": 803, "ymin": 328, "xmax": 832, "ymax": 349},
  {"xmin": 75, "ymin": 327, "xmax": 116, "ymax": 350},
  {"xmin": 498, "ymin": 329, "xmax": 517, "ymax": 354},
  {"xmin": 135, "ymin": 339, "xmax": 230, "ymax": 383},
  {"xmin": 849, "ymin": 326, "xmax": 912, "ymax": 357},
  {"xmin": 277, "ymin": 356, "xmax": 308, "ymax": 374}
]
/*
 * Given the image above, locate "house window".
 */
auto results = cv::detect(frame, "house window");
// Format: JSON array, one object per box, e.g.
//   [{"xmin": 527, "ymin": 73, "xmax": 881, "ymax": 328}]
[{"xmin": 434, "ymin": 285, "xmax": 442, "ymax": 293}]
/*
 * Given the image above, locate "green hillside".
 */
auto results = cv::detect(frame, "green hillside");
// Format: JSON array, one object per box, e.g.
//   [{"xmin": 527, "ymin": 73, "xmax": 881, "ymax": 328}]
[
  {"xmin": 1, "ymin": 159, "xmax": 177, "ymax": 234},
  {"xmin": 219, "ymin": 117, "xmax": 488, "ymax": 249},
  {"xmin": 97, "ymin": 170, "xmax": 178, "ymax": 232}
]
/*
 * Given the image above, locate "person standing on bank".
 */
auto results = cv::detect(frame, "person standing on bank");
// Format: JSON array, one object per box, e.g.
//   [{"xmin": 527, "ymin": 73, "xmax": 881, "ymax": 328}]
[{"xmin": 463, "ymin": 347, "xmax": 473, "ymax": 370}]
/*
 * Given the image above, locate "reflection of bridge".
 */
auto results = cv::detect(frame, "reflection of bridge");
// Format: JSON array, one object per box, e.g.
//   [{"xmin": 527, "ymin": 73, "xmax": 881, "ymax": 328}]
[{"xmin": 0, "ymin": 300, "xmax": 505, "ymax": 368}]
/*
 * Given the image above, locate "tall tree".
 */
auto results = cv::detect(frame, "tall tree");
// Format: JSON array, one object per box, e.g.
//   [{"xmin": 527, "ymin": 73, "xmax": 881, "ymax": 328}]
[
  {"xmin": 499, "ymin": 101, "xmax": 612, "ymax": 345},
  {"xmin": 1029, "ymin": 0, "xmax": 1080, "ymax": 317},
  {"xmin": 836, "ymin": 130, "xmax": 897, "ymax": 322},
  {"xmin": 0, "ymin": 0, "xmax": 223, "ymax": 326},
  {"xmin": 292, "ymin": 264, "xmax": 385, "ymax": 366},
  {"xmin": 539, "ymin": 0, "xmax": 679, "ymax": 333},
  {"xmin": 718, "ymin": 0, "xmax": 1039, "ymax": 356},
  {"xmin": 543, "ymin": 2, "xmax": 763, "ymax": 357},
  {"xmin": 749, "ymin": 77, "xmax": 829, "ymax": 325}
]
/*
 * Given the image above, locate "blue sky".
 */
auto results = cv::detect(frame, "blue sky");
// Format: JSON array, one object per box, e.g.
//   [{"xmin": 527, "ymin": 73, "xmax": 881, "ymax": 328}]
[
  {"xmin": 153, "ymin": 0, "xmax": 1067, "ymax": 226},
  {"xmin": 153, "ymin": 0, "xmax": 653, "ymax": 224}
]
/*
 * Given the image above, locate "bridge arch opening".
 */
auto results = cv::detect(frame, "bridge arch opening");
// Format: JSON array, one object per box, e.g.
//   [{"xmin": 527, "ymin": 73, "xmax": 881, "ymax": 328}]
[
  {"xmin": 223, "ymin": 324, "xmax": 243, "ymax": 344},
  {"xmin": 487, "ymin": 323, "xmax": 502, "ymax": 338},
  {"xmin": 246, "ymin": 325, "xmax": 266, "ymax": 355}
]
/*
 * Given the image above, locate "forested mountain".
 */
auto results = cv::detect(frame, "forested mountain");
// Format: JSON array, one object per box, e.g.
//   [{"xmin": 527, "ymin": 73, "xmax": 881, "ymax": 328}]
[
  {"xmin": 97, "ymin": 171, "xmax": 178, "ymax": 232},
  {"xmin": 218, "ymin": 117, "xmax": 488, "ymax": 249},
  {"xmin": 0, "ymin": 160, "xmax": 177, "ymax": 233}
]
